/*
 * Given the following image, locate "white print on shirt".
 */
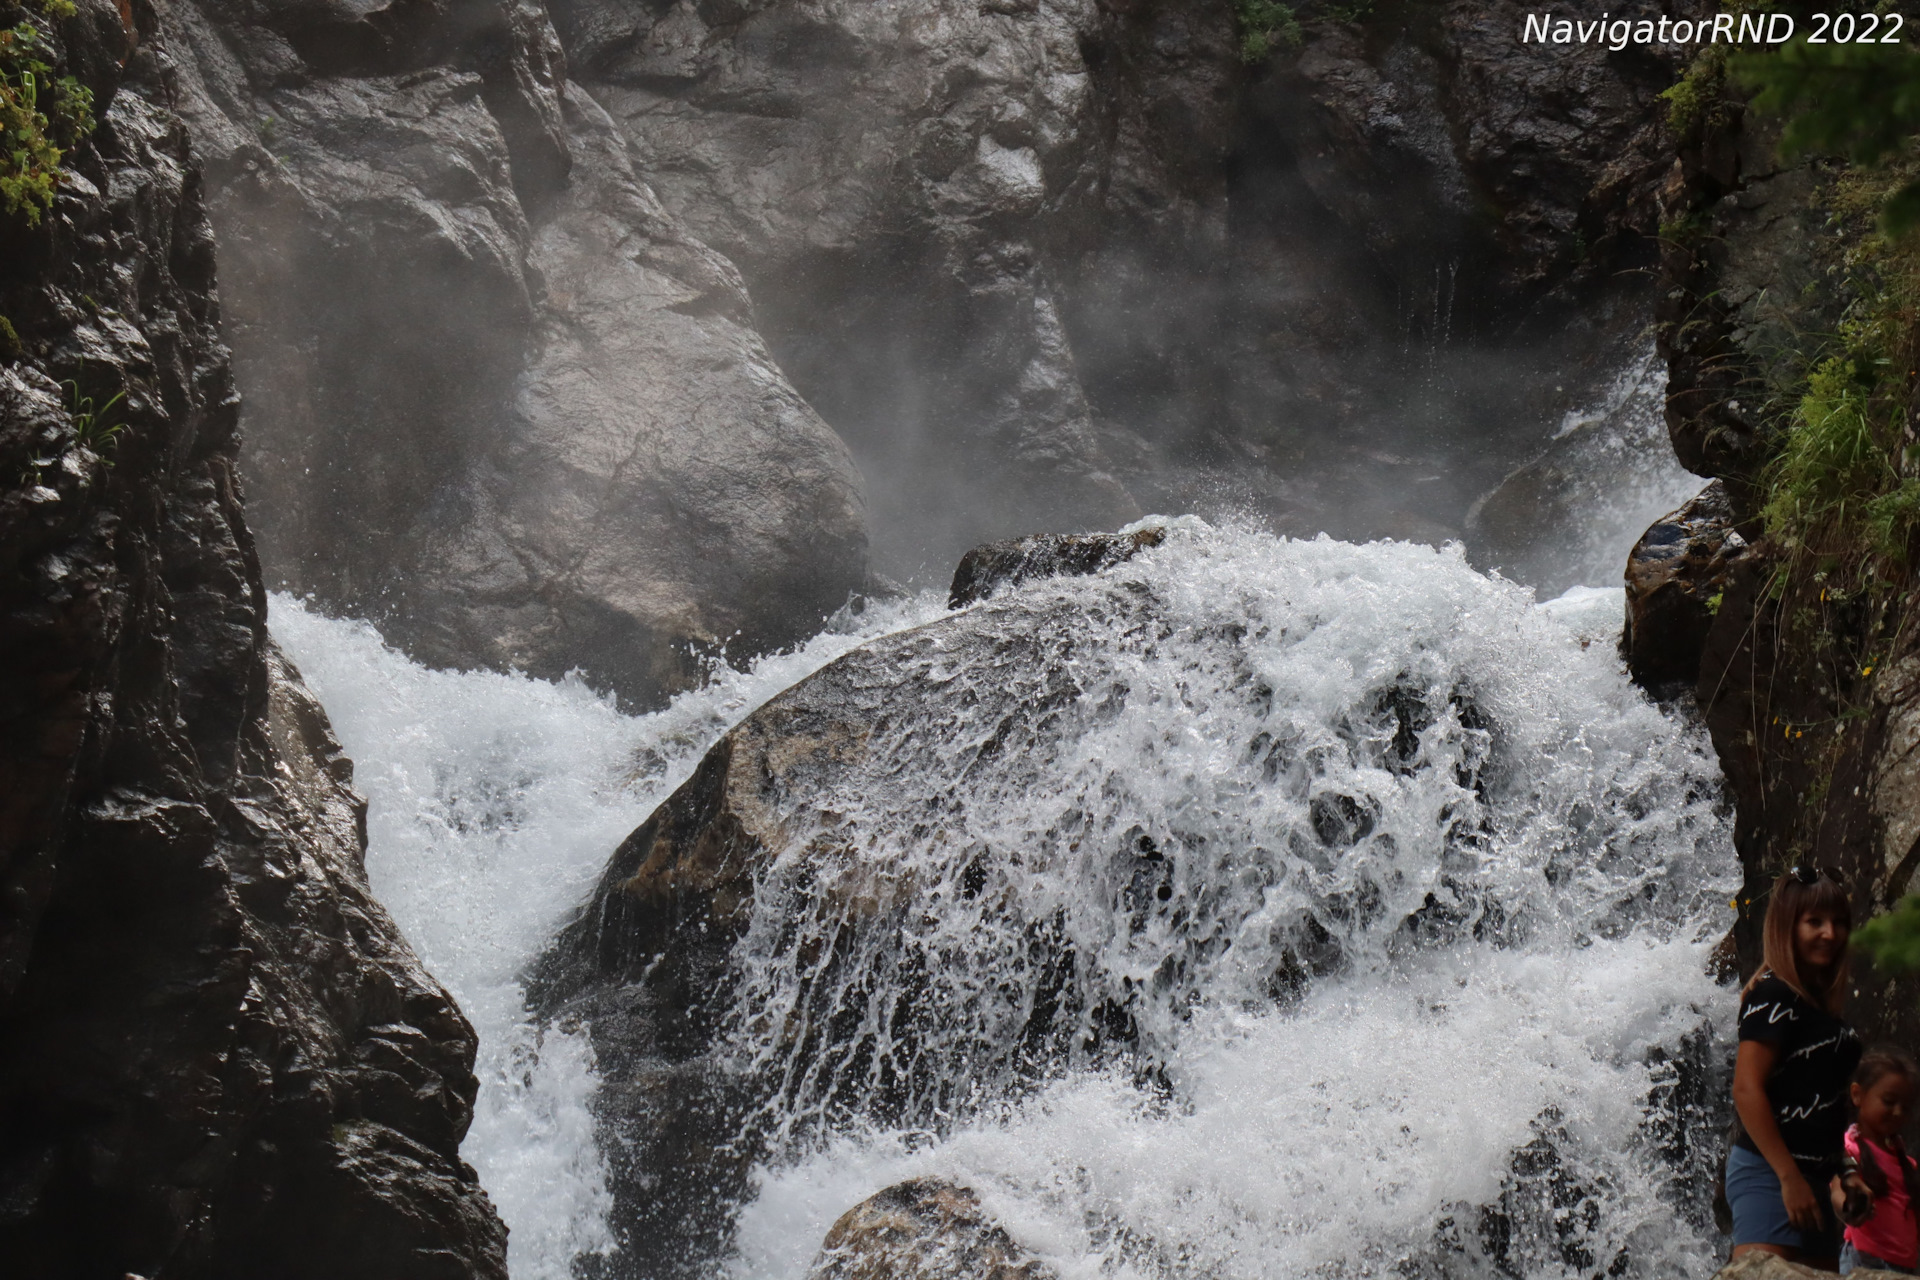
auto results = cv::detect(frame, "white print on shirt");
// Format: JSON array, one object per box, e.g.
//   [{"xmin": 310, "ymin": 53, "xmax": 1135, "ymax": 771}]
[
  {"xmin": 1790, "ymin": 1031, "xmax": 1855, "ymax": 1061},
  {"xmin": 1779, "ymin": 1093, "xmax": 1842, "ymax": 1121},
  {"xmin": 1743, "ymin": 1000, "xmax": 1800, "ymax": 1025}
]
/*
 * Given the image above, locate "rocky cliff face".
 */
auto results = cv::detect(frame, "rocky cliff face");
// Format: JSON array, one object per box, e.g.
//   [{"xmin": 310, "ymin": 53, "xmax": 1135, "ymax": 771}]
[
  {"xmin": 489, "ymin": 0, "xmax": 1686, "ymax": 579},
  {"xmin": 136, "ymin": 0, "xmax": 1701, "ymax": 683},
  {"xmin": 0, "ymin": 2, "xmax": 506, "ymax": 1273},
  {"xmin": 1647, "ymin": 52, "xmax": 1920, "ymax": 1045},
  {"xmin": 160, "ymin": 0, "xmax": 868, "ymax": 708}
]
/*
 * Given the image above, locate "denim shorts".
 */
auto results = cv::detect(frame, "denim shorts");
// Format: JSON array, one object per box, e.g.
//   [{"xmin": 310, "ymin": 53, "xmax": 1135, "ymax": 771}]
[
  {"xmin": 1841, "ymin": 1241, "xmax": 1919, "ymax": 1275},
  {"xmin": 1726, "ymin": 1144, "xmax": 1816, "ymax": 1250}
]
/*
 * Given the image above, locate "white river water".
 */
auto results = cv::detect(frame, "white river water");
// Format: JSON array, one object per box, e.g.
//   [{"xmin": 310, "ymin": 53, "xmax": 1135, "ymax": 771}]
[{"xmin": 273, "ymin": 517, "xmax": 1738, "ymax": 1280}]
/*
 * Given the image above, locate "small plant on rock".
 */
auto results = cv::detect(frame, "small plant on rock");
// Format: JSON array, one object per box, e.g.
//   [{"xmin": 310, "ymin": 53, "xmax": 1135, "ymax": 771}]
[
  {"xmin": 1, "ymin": 11, "xmax": 94, "ymax": 225},
  {"xmin": 1235, "ymin": 0, "xmax": 1302, "ymax": 62},
  {"xmin": 65, "ymin": 380, "xmax": 125, "ymax": 455}
]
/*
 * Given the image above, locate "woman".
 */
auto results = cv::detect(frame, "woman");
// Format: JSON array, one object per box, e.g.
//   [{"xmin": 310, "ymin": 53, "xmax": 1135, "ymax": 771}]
[{"xmin": 1727, "ymin": 866, "xmax": 1862, "ymax": 1266}]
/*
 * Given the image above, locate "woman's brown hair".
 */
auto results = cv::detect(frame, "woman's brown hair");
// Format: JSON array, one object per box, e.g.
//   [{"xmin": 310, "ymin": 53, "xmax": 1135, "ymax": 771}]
[{"xmin": 1742, "ymin": 869, "xmax": 1852, "ymax": 1014}]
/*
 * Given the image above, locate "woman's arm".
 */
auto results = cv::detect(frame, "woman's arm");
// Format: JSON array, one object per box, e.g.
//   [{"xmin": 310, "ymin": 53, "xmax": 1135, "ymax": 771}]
[{"xmin": 1734, "ymin": 1039, "xmax": 1824, "ymax": 1232}]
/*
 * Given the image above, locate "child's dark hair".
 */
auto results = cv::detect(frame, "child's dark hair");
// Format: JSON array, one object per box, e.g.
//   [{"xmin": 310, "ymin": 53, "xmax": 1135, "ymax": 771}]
[{"xmin": 1852, "ymin": 1047, "xmax": 1920, "ymax": 1217}]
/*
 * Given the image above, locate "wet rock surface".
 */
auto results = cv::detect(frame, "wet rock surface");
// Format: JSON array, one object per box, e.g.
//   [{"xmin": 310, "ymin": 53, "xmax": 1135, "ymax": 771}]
[
  {"xmin": 529, "ymin": 555, "xmax": 1182, "ymax": 1277},
  {"xmin": 806, "ymin": 1179, "xmax": 1058, "ymax": 1280},
  {"xmin": 0, "ymin": 6, "xmax": 504, "ymax": 1274},
  {"xmin": 949, "ymin": 526, "xmax": 1166, "ymax": 607},
  {"xmin": 557, "ymin": 0, "xmax": 1236, "ymax": 572},
  {"xmin": 1622, "ymin": 481, "xmax": 1748, "ymax": 690},
  {"xmin": 162, "ymin": 0, "xmax": 867, "ymax": 707},
  {"xmin": 547, "ymin": 0, "xmax": 1690, "ymax": 579},
  {"xmin": 1648, "ymin": 43, "xmax": 1920, "ymax": 1056},
  {"xmin": 1213, "ymin": 0, "xmax": 1690, "ymax": 564}
]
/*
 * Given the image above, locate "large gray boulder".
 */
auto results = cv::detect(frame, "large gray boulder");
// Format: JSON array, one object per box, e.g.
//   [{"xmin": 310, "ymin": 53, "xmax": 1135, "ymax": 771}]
[
  {"xmin": 551, "ymin": 0, "xmax": 1240, "ymax": 572},
  {"xmin": 0, "ymin": 7, "xmax": 505, "ymax": 1271},
  {"xmin": 162, "ymin": 0, "xmax": 867, "ymax": 707}
]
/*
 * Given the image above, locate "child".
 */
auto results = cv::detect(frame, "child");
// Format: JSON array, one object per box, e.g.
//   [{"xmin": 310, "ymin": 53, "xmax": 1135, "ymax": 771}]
[{"xmin": 1833, "ymin": 1047, "xmax": 1920, "ymax": 1275}]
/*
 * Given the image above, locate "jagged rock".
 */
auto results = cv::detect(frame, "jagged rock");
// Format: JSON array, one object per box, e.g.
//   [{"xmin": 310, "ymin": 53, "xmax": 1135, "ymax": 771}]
[
  {"xmin": 805, "ymin": 1179, "xmax": 1057, "ymax": 1280},
  {"xmin": 395, "ymin": 82, "xmax": 867, "ymax": 702},
  {"xmin": 1623, "ymin": 481, "xmax": 1749, "ymax": 688},
  {"xmin": 948, "ymin": 526, "xmax": 1167, "ymax": 607},
  {"xmin": 1653, "ymin": 53, "xmax": 1831, "ymax": 495},
  {"xmin": 0, "ymin": 9, "xmax": 504, "ymax": 1275},
  {"xmin": 160, "ymin": 0, "xmax": 868, "ymax": 708},
  {"xmin": 1649, "ymin": 41, "xmax": 1920, "ymax": 1067},
  {"xmin": 1201, "ymin": 0, "xmax": 1688, "ymax": 557}
]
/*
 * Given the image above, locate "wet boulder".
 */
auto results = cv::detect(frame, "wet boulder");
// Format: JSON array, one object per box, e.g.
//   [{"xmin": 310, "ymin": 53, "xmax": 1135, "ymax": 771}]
[
  {"xmin": 806, "ymin": 1179, "xmax": 1057, "ymax": 1280},
  {"xmin": 1622, "ymin": 482, "xmax": 1750, "ymax": 689},
  {"xmin": 948, "ymin": 526, "xmax": 1168, "ymax": 607}
]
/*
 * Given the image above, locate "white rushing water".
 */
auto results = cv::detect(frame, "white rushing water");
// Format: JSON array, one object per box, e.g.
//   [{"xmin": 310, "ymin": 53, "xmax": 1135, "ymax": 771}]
[
  {"xmin": 271, "ymin": 588, "xmax": 951, "ymax": 1279},
  {"xmin": 274, "ymin": 520, "xmax": 1738, "ymax": 1280}
]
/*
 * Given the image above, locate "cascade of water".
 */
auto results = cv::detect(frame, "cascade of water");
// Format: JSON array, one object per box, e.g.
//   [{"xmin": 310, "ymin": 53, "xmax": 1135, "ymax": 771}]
[
  {"xmin": 270, "ymin": 590, "xmax": 951, "ymax": 1280},
  {"xmin": 704, "ymin": 524, "xmax": 1736, "ymax": 1280},
  {"xmin": 274, "ymin": 518, "xmax": 1738, "ymax": 1280}
]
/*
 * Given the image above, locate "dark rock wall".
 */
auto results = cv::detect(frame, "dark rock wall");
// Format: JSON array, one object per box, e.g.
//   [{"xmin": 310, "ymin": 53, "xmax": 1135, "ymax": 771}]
[
  {"xmin": 1222, "ymin": 0, "xmax": 1691, "ymax": 556},
  {"xmin": 0, "ymin": 3, "xmax": 506, "ymax": 1274},
  {"xmin": 1648, "ymin": 40, "xmax": 1920, "ymax": 1050}
]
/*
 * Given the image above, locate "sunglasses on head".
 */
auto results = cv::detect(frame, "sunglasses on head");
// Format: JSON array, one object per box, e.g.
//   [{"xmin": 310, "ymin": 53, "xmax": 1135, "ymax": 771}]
[{"xmin": 1789, "ymin": 864, "xmax": 1845, "ymax": 886}]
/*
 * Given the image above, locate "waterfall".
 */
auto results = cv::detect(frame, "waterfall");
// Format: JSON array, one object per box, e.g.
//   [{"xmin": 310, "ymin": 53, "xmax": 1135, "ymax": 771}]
[
  {"xmin": 274, "ymin": 520, "xmax": 1736, "ymax": 1280},
  {"xmin": 270, "ymin": 590, "xmax": 951, "ymax": 1279}
]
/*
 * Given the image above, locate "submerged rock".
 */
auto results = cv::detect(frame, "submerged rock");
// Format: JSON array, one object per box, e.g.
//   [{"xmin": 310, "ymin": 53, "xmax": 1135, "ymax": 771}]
[
  {"xmin": 532, "ymin": 528, "xmax": 1727, "ymax": 1278},
  {"xmin": 1623, "ymin": 482, "xmax": 1749, "ymax": 689},
  {"xmin": 0, "ymin": 9, "xmax": 504, "ymax": 1274},
  {"xmin": 806, "ymin": 1180, "xmax": 1057, "ymax": 1280},
  {"xmin": 948, "ymin": 526, "xmax": 1168, "ymax": 607}
]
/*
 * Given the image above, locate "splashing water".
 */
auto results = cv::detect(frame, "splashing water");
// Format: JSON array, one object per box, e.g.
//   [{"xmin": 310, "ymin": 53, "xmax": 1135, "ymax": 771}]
[
  {"xmin": 270, "ymin": 589, "xmax": 951, "ymax": 1279},
  {"xmin": 275, "ymin": 518, "xmax": 1737, "ymax": 1280},
  {"xmin": 704, "ymin": 524, "xmax": 1737, "ymax": 1280}
]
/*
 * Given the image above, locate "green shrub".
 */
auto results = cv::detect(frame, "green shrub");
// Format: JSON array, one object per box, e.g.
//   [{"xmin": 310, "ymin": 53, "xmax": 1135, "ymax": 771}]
[
  {"xmin": 1235, "ymin": 0, "xmax": 1301, "ymax": 62},
  {"xmin": 1, "ymin": 15, "xmax": 94, "ymax": 226},
  {"xmin": 1661, "ymin": 48, "xmax": 1732, "ymax": 140},
  {"xmin": 1760, "ymin": 356, "xmax": 1915, "ymax": 555},
  {"xmin": 1737, "ymin": 38, "xmax": 1920, "ymax": 237}
]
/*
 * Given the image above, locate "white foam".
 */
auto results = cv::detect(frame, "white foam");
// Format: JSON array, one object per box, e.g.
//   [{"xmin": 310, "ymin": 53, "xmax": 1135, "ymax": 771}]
[
  {"xmin": 271, "ymin": 588, "xmax": 950, "ymax": 1279},
  {"xmin": 715, "ymin": 525, "xmax": 1735, "ymax": 1280},
  {"xmin": 272, "ymin": 519, "xmax": 1736, "ymax": 1280}
]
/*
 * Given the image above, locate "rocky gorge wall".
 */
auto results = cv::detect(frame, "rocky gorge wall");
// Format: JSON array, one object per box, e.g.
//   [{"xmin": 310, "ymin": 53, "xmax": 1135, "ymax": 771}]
[
  {"xmin": 153, "ymin": 0, "xmax": 1708, "ymax": 705},
  {"xmin": 5, "ymin": 0, "xmax": 1876, "ymax": 1274},
  {"xmin": 0, "ymin": 0, "xmax": 509, "ymax": 1275},
  {"xmin": 1632, "ymin": 25, "xmax": 1920, "ymax": 1045}
]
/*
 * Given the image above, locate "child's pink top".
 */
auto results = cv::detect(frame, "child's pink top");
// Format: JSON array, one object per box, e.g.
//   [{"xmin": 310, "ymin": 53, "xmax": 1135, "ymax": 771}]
[{"xmin": 1845, "ymin": 1124, "xmax": 1920, "ymax": 1269}]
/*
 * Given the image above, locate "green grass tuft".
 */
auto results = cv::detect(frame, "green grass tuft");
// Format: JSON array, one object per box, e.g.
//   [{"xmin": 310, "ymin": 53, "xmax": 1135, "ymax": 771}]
[{"xmin": 1, "ymin": 18, "xmax": 94, "ymax": 226}]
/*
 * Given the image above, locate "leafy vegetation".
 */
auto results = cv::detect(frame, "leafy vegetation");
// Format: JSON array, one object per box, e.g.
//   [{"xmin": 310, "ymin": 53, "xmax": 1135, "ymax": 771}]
[
  {"xmin": 1754, "ymin": 161, "xmax": 1920, "ymax": 565},
  {"xmin": 2, "ymin": 2, "xmax": 94, "ymax": 226},
  {"xmin": 1727, "ymin": 32, "xmax": 1920, "ymax": 965},
  {"xmin": 66, "ymin": 381, "xmax": 125, "ymax": 454},
  {"xmin": 1234, "ymin": 0, "xmax": 1302, "ymax": 62},
  {"xmin": 1858, "ymin": 896, "xmax": 1920, "ymax": 973},
  {"xmin": 1736, "ymin": 37, "xmax": 1920, "ymax": 238},
  {"xmin": 1661, "ymin": 47, "xmax": 1733, "ymax": 141}
]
